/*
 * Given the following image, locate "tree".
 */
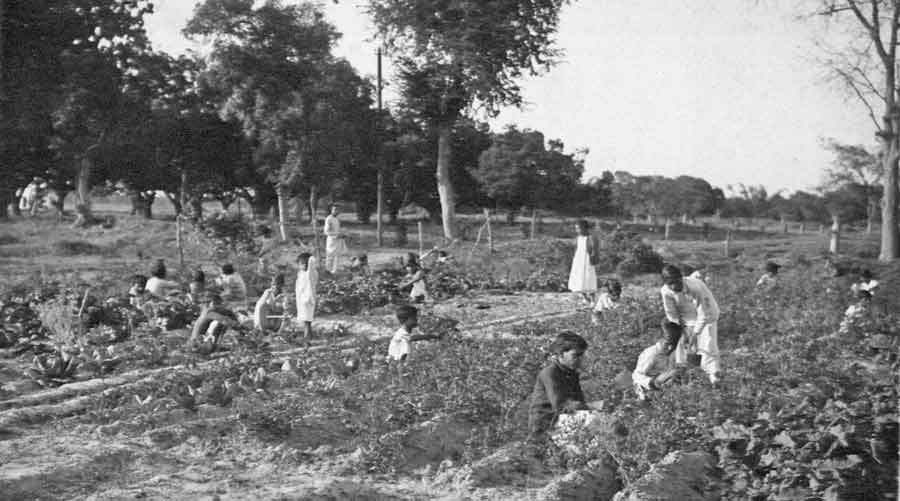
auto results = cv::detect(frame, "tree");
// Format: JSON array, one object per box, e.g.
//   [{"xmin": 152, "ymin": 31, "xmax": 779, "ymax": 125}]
[
  {"xmin": 820, "ymin": 138, "xmax": 883, "ymax": 233},
  {"xmin": 368, "ymin": 0, "xmax": 571, "ymax": 238},
  {"xmin": 810, "ymin": 0, "xmax": 900, "ymax": 260}
]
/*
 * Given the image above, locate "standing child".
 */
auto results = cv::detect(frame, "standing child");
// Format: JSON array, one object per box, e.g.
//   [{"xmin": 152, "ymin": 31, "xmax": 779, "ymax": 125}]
[
  {"xmin": 387, "ymin": 305, "xmax": 442, "ymax": 362},
  {"xmin": 632, "ymin": 321, "xmax": 684, "ymax": 401},
  {"xmin": 398, "ymin": 256, "xmax": 430, "ymax": 303},
  {"xmin": 216, "ymin": 264, "xmax": 248, "ymax": 305},
  {"xmin": 568, "ymin": 219, "xmax": 599, "ymax": 305},
  {"xmin": 660, "ymin": 264, "xmax": 722, "ymax": 385},
  {"xmin": 592, "ymin": 279, "xmax": 622, "ymax": 325},
  {"xmin": 756, "ymin": 261, "xmax": 780, "ymax": 288},
  {"xmin": 254, "ymin": 274, "xmax": 288, "ymax": 332},
  {"xmin": 324, "ymin": 204, "xmax": 347, "ymax": 273},
  {"xmin": 295, "ymin": 253, "xmax": 318, "ymax": 338}
]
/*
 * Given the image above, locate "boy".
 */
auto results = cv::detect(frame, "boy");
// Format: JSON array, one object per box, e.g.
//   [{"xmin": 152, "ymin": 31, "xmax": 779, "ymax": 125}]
[
  {"xmin": 216, "ymin": 263, "xmax": 248, "ymax": 305},
  {"xmin": 188, "ymin": 294, "xmax": 240, "ymax": 352},
  {"xmin": 851, "ymin": 269, "xmax": 879, "ymax": 296},
  {"xmin": 254, "ymin": 274, "xmax": 288, "ymax": 332},
  {"xmin": 660, "ymin": 264, "xmax": 722, "ymax": 385},
  {"xmin": 632, "ymin": 321, "xmax": 684, "ymax": 401},
  {"xmin": 528, "ymin": 331, "xmax": 590, "ymax": 439},
  {"xmin": 388, "ymin": 305, "xmax": 442, "ymax": 362},
  {"xmin": 324, "ymin": 204, "xmax": 347, "ymax": 273},
  {"xmin": 756, "ymin": 261, "xmax": 780, "ymax": 288}
]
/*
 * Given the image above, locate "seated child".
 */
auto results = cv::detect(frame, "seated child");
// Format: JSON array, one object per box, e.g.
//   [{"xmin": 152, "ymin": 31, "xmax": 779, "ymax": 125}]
[
  {"xmin": 187, "ymin": 269, "xmax": 207, "ymax": 304},
  {"xmin": 216, "ymin": 263, "xmax": 248, "ymax": 304},
  {"xmin": 295, "ymin": 253, "xmax": 318, "ymax": 338},
  {"xmin": 850, "ymin": 269, "xmax": 879, "ymax": 296},
  {"xmin": 128, "ymin": 274, "xmax": 149, "ymax": 309},
  {"xmin": 840, "ymin": 289, "xmax": 872, "ymax": 334},
  {"xmin": 398, "ymin": 257, "xmax": 430, "ymax": 303},
  {"xmin": 632, "ymin": 321, "xmax": 684, "ymax": 401},
  {"xmin": 592, "ymin": 279, "xmax": 622, "ymax": 324},
  {"xmin": 145, "ymin": 260, "xmax": 181, "ymax": 298},
  {"xmin": 435, "ymin": 250, "xmax": 452, "ymax": 265},
  {"xmin": 387, "ymin": 305, "xmax": 443, "ymax": 362},
  {"xmin": 756, "ymin": 261, "xmax": 780, "ymax": 288},
  {"xmin": 254, "ymin": 274, "xmax": 288, "ymax": 332},
  {"xmin": 349, "ymin": 253, "xmax": 370, "ymax": 275},
  {"xmin": 188, "ymin": 294, "xmax": 240, "ymax": 351},
  {"xmin": 528, "ymin": 331, "xmax": 592, "ymax": 440}
]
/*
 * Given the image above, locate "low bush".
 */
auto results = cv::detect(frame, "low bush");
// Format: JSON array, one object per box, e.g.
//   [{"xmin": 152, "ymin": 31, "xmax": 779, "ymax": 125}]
[{"xmin": 52, "ymin": 240, "xmax": 107, "ymax": 256}]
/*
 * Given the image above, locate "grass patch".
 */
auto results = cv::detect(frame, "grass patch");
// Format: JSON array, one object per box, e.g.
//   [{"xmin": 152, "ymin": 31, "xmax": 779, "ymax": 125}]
[
  {"xmin": 0, "ymin": 234, "xmax": 21, "ymax": 245},
  {"xmin": 51, "ymin": 240, "xmax": 112, "ymax": 257}
]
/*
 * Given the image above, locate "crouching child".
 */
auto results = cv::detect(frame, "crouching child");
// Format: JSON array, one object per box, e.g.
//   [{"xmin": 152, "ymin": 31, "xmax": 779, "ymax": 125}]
[
  {"xmin": 188, "ymin": 294, "xmax": 241, "ymax": 353},
  {"xmin": 632, "ymin": 321, "xmax": 684, "ymax": 401}
]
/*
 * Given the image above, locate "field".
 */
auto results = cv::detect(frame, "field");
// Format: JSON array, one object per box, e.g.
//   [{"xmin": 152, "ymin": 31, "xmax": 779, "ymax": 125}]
[{"xmin": 0, "ymin": 198, "xmax": 897, "ymax": 500}]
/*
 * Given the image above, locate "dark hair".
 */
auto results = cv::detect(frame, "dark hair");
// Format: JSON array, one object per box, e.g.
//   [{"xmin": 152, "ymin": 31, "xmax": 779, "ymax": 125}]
[
  {"xmin": 131, "ymin": 274, "xmax": 148, "ymax": 288},
  {"xmin": 576, "ymin": 219, "xmax": 590, "ymax": 234},
  {"xmin": 355, "ymin": 253, "xmax": 368, "ymax": 265},
  {"xmin": 405, "ymin": 252, "xmax": 419, "ymax": 267},
  {"xmin": 329, "ymin": 204, "xmax": 339, "ymax": 211},
  {"xmin": 860, "ymin": 269, "xmax": 874, "ymax": 280},
  {"xmin": 396, "ymin": 304, "xmax": 418, "ymax": 323},
  {"xmin": 272, "ymin": 273, "xmax": 285, "ymax": 288},
  {"xmin": 150, "ymin": 259, "xmax": 166, "ymax": 279},
  {"xmin": 549, "ymin": 331, "xmax": 588, "ymax": 355},
  {"xmin": 660, "ymin": 320, "xmax": 683, "ymax": 347},
  {"xmin": 221, "ymin": 263, "xmax": 235, "ymax": 275},
  {"xmin": 765, "ymin": 261, "xmax": 780, "ymax": 274},
  {"xmin": 605, "ymin": 279, "xmax": 622, "ymax": 296},
  {"xmin": 661, "ymin": 264, "xmax": 682, "ymax": 281},
  {"xmin": 681, "ymin": 264, "xmax": 696, "ymax": 277},
  {"xmin": 192, "ymin": 269, "xmax": 206, "ymax": 284},
  {"xmin": 856, "ymin": 289, "xmax": 873, "ymax": 301}
]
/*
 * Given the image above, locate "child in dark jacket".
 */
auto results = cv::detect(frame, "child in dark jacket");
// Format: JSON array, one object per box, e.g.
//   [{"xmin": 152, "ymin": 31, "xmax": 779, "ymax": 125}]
[{"xmin": 528, "ymin": 331, "xmax": 591, "ymax": 439}]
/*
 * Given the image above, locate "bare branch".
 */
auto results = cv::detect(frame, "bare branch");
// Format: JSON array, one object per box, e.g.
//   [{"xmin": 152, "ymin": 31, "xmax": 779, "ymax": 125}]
[{"xmin": 835, "ymin": 67, "xmax": 884, "ymax": 129}]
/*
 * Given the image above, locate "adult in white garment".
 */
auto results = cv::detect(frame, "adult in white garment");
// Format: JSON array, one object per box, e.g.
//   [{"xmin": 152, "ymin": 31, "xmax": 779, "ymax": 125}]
[
  {"xmin": 323, "ymin": 205, "xmax": 346, "ymax": 274},
  {"xmin": 660, "ymin": 264, "xmax": 722, "ymax": 385}
]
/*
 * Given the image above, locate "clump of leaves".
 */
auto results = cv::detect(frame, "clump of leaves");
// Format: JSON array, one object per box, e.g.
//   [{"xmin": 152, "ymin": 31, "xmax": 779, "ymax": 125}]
[{"xmin": 26, "ymin": 350, "xmax": 79, "ymax": 387}]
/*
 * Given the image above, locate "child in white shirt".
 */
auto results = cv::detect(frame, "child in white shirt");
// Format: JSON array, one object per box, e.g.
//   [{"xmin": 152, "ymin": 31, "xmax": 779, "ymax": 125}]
[
  {"xmin": 632, "ymin": 321, "xmax": 684, "ymax": 401},
  {"xmin": 592, "ymin": 279, "xmax": 622, "ymax": 325},
  {"xmin": 295, "ymin": 253, "xmax": 318, "ymax": 338},
  {"xmin": 756, "ymin": 261, "xmax": 780, "ymax": 288},
  {"xmin": 399, "ymin": 256, "xmax": 430, "ymax": 303},
  {"xmin": 850, "ymin": 269, "xmax": 879, "ymax": 296},
  {"xmin": 388, "ymin": 305, "xmax": 442, "ymax": 362},
  {"xmin": 145, "ymin": 260, "xmax": 181, "ymax": 298}
]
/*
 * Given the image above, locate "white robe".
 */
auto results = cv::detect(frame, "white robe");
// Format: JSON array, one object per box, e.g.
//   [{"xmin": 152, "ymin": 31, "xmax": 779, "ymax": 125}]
[
  {"xmin": 295, "ymin": 257, "xmax": 318, "ymax": 322},
  {"xmin": 568, "ymin": 236, "xmax": 598, "ymax": 293},
  {"xmin": 661, "ymin": 276, "xmax": 721, "ymax": 377}
]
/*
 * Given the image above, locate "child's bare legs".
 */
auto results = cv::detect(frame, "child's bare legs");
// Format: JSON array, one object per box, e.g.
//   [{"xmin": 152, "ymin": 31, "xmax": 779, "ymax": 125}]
[{"xmin": 303, "ymin": 321, "xmax": 312, "ymax": 338}]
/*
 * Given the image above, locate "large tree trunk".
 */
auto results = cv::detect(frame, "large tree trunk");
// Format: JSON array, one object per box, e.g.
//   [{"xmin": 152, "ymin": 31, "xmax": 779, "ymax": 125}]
[
  {"xmin": 75, "ymin": 156, "xmax": 92, "ymax": 215},
  {"xmin": 436, "ymin": 125, "xmax": 456, "ymax": 239},
  {"xmin": 880, "ymin": 151, "xmax": 899, "ymax": 260}
]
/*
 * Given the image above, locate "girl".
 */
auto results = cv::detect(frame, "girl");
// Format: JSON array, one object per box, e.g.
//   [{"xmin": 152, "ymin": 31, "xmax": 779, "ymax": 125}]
[
  {"xmin": 145, "ymin": 259, "xmax": 181, "ymax": 298},
  {"xmin": 567, "ymin": 219, "xmax": 599, "ymax": 305},
  {"xmin": 399, "ymin": 256, "xmax": 430, "ymax": 303},
  {"xmin": 254, "ymin": 274, "xmax": 288, "ymax": 332},
  {"xmin": 295, "ymin": 253, "xmax": 318, "ymax": 338},
  {"xmin": 592, "ymin": 279, "xmax": 622, "ymax": 325},
  {"xmin": 216, "ymin": 263, "xmax": 248, "ymax": 305}
]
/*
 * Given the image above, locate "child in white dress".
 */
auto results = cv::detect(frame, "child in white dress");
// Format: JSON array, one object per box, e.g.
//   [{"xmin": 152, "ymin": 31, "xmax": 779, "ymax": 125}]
[
  {"xmin": 568, "ymin": 219, "xmax": 599, "ymax": 304},
  {"xmin": 399, "ymin": 257, "xmax": 430, "ymax": 303},
  {"xmin": 840, "ymin": 289, "xmax": 872, "ymax": 334},
  {"xmin": 388, "ymin": 305, "xmax": 442, "ymax": 362},
  {"xmin": 295, "ymin": 253, "xmax": 318, "ymax": 338}
]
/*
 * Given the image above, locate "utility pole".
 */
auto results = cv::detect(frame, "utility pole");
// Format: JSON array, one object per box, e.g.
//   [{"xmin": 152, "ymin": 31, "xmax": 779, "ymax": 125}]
[{"xmin": 375, "ymin": 48, "xmax": 384, "ymax": 246}]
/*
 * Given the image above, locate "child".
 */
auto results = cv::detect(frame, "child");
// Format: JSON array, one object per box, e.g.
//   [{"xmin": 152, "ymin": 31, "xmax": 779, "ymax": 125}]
[
  {"xmin": 145, "ymin": 259, "xmax": 181, "ymax": 298},
  {"xmin": 295, "ymin": 253, "xmax": 318, "ymax": 338},
  {"xmin": 216, "ymin": 263, "xmax": 248, "ymax": 304},
  {"xmin": 187, "ymin": 269, "xmax": 207, "ymax": 304},
  {"xmin": 254, "ymin": 274, "xmax": 288, "ymax": 332},
  {"xmin": 756, "ymin": 261, "xmax": 780, "ymax": 288},
  {"xmin": 567, "ymin": 219, "xmax": 599, "ymax": 305},
  {"xmin": 840, "ymin": 289, "xmax": 872, "ymax": 334},
  {"xmin": 528, "ymin": 331, "xmax": 591, "ymax": 440},
  {"xmin": 398, "ymin": 257, "xmax": 430, "ymax": 303},
  {"xmin": 592, "ymin": 279, "xmax": 622, "ymax": 325},
  {"xmin": 128, "ymin": 274, "xmax": 149, "ymax": 309},
  {"xmin": 188, "ymin": 294, "xmax": 240, "ymax": 351},
  {"xmin": 851, "ymin": 269, "xmax": 879, "ymax": 296},
  {"xmin": 660, "ymin": 264, "xmax": 722, "ymax": 385},
  {"xmin": 387, "ymin": 305, "xmax": 442, "ymax": 362},
  {"xmin": 349, "ymin": 253, "xmax": 370, "ymax": 275},
  {"xmin": 632, "ymin": 321, "xmax": 684, "ymax": 401}
]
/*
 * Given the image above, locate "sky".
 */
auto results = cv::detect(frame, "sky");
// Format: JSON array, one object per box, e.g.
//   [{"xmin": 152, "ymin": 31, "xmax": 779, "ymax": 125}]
[{"xmin": 144, "ymin": 0, "xmax": 876, "ymax": 195}]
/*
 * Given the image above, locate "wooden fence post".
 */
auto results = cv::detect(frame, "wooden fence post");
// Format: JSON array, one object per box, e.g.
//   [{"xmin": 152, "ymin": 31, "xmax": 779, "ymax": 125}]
[
  {"xmin": 484, "ymin": 208, "xmax": 493, "ymax": 253},
  {"xmin": 417, "ymin": 221, "xmax": 424, "ymax": 257},
  {"xmin": 724, "ymin": 230, "xmax": 732, "ymax": 258},
  {"xmin": 829, "ymin": 214, "xmax": 840, "ymax": 254},
  {"xmin": 664, "ymin": 218, "xmax": 672, "ymax": 241}
]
